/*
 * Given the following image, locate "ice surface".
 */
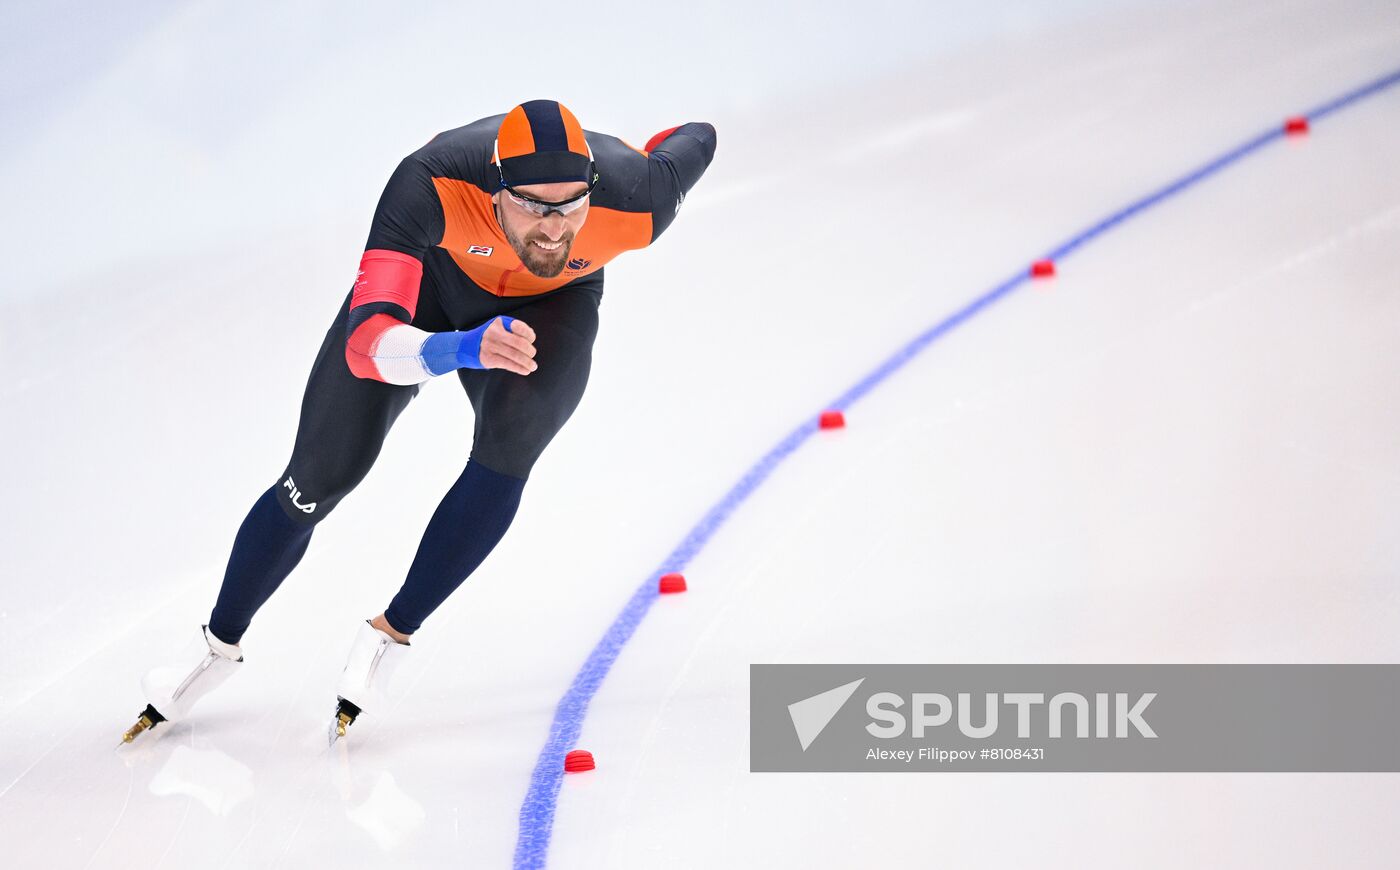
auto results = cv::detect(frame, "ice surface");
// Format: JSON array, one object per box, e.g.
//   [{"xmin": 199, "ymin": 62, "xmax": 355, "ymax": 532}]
[{"xmin": 2, "ymin": 1, "xmax": 1399, "ymax": 868}]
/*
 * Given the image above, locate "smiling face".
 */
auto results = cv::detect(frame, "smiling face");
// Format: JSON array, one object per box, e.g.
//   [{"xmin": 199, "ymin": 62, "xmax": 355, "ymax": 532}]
[{"xmin": 492, "ymin": 180, "xmax": 591, "ymax": 278}]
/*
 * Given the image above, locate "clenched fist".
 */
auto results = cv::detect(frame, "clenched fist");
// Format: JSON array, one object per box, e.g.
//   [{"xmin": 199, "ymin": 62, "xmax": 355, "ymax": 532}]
[{"xmin": 479, "ymin": 316, "xmax": 537, "ymax": 375}]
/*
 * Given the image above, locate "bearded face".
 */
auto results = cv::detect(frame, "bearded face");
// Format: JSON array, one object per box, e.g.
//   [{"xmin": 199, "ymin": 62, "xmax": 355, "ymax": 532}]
[{"xmin": 493, "ymin": 183, "xmax": 590, "ymax": 279}]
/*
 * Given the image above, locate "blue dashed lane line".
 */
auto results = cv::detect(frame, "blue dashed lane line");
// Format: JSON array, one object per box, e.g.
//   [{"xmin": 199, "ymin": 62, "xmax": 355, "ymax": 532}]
[{"xmin": 513, "ymin": 64, "xmax": 1400, "ymax": 870}]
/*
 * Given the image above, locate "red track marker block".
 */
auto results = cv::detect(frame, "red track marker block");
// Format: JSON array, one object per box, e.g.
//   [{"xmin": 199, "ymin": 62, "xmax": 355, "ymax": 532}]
[
  {"xmin": 659, "ymin": 573, "xmax": 687, "ymax": 594},
  {"xmin": 819, "ymin": 410, "xmax": 845, "ymax": 430},
  {"xmin": 564, "ymin": 750, "xmax": 595, "ymax": 772},
  {"xmin": 1030, "ymin": 259, "xmax": 1056, "ymax": 279},
  {"xmin": 1284, "ymin": 116, "xmax": 1309, "ymax": 136}
]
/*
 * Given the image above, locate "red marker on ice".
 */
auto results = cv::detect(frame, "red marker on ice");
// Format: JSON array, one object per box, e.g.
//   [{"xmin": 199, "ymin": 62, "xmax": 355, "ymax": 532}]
[{"xmin": 564, "ymin": 749, "xmax": 595, "ymax": 772}]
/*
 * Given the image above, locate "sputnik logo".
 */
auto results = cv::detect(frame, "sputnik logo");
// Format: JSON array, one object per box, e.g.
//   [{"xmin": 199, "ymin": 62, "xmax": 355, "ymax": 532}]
[{"xmin": 788, "ymin": 677, "xmax": 865, "ymax": 751}]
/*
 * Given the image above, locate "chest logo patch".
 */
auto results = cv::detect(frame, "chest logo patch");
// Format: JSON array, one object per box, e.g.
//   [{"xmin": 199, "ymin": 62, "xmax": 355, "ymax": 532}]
[{"xmin": 467, "ymin": 245, "xmax": 494, "ymax": 257}]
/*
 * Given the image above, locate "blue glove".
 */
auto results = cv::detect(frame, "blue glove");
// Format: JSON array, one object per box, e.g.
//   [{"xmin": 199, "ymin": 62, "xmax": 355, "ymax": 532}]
[{"xmin": 420, "ymin": 316, "xmax": 516, "ymax": 375}]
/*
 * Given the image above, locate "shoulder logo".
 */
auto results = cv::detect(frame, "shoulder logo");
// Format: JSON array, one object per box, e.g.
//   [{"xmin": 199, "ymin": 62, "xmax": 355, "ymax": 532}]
[
  {"xmin": 467, "ymin": 245, "xmax": 493, "ymax": 257},
  {"xmin": 566, "ymin": 257, "xmax": 592, "ymax": 271}
]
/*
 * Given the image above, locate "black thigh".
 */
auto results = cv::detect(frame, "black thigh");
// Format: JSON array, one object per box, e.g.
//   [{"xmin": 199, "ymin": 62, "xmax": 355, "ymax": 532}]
[
  {"xmin": 457, "ymin": 285, "xmax": 602, "ymax": 480},
  {"xmin": 276, "ymin": 290, "xmax": 444, "ymax": 524}
]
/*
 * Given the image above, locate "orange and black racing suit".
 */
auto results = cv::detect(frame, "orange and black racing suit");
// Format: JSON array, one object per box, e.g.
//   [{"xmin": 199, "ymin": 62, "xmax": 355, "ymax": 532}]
[{"xmin": 208, "ymin": 117, "xmax": 717, "ymax": 641}]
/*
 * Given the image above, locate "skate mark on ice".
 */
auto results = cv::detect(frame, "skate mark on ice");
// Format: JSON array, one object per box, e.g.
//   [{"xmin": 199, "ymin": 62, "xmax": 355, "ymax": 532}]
[
  {"xmin": 151, "ymin": 788, "xmax": 194, "ymax": 870},
  {"xmin": 512, "ymin": 64, "xmax": 1400, "ymax": 870},
  {"xmin": 217, "ymin": 724, "xmax": 336, "ymax": 870},
  {"xmin": 0, "ymin": 718, "xmax": 84, "ymax": 802},
  {"xmin": 79, "ymin": 764, "xmax": 136, "ymax": 870}
]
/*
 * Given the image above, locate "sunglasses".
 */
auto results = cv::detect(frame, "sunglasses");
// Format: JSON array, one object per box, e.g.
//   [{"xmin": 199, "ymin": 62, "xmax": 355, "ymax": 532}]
[{"xmin": 502, "ymin": 179, "xmax": 596, "ymax": 218}]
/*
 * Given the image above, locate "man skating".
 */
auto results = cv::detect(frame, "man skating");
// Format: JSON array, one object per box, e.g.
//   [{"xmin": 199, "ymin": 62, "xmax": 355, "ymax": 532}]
[{"xmin": 123, "ymin": 100, "xmax": 717, "ymax": 743}]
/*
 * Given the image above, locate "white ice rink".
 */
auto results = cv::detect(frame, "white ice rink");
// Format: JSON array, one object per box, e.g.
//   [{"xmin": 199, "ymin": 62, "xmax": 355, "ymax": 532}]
[{"xmin": 3, "ymin": 1, "xmax": 1400, "ymax": 867}]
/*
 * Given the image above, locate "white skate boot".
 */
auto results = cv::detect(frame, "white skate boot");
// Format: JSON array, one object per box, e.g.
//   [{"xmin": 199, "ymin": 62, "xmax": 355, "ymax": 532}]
[
  {"xmin": 122, "ymin": 625, "xmax": 243, "ymax": 743},
  {"xmin": 330, "ymin": 621, "xmax": 410, "ymax": 743}
]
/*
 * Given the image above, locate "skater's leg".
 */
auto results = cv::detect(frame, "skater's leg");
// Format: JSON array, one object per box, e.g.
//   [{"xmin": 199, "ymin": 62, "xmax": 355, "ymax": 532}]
[
  {"xmin": 129, "ymin": 291, "xmax": 449, "ymax": 740},
  {"xmin": 207, "ymin": 487, "xmax": 314, "ymax": 643},
  {"xmin": 381, "ymin": 459, "xmax": 526, "ymax": 635},
  {"xmin": 207, "ymin": 292, "xmax": 427, "ymax": 643},
  {"xmin": 379, "ymin": 285, "xmax": 601, "ymax": 635}
]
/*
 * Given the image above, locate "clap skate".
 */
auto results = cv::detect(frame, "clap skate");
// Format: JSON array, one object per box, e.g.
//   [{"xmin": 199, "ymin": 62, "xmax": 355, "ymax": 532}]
[
  {"xmin": 330, "ymin": 620, "xmax": 410, "ymax": 745},
  {"xmin": 122, "ymin": 625, "xmax": 243, "ymax": 744}
]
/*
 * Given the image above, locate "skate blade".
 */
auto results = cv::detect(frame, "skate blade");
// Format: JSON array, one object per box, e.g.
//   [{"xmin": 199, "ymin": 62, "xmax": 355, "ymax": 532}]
[
  {"xmin": 119, "ymin": 706, "xmax": 166, "ymax": 747},
  {"xmin": 119, "ymin": 717, "xmax": 150, "ymax": 748},
  {"xmin": 328, "ymin": 711, "xmax": 354, "ymax": 747}
]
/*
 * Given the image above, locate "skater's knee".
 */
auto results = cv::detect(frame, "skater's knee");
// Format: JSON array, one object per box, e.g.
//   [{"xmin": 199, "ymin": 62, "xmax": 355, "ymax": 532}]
[
  {"xmin": 466, "ymin": 441, "xmax": 545, "ymax": 481},
  {"xmin": 469, "ymin": 393, "xmax": 581, "ymax": 479},
  {"xmin": 275, "ymin": 469, "xmax": 354, "ymax": 525}
]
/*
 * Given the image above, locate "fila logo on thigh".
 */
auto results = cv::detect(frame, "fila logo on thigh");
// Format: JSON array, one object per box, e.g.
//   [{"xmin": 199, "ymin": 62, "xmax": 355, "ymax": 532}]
[{"xmin": 283, "ymin": 476, "xmax": 317, "ymax": 514}]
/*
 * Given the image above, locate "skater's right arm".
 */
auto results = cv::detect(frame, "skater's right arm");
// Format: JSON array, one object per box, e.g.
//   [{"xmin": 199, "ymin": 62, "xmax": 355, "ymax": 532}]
[
  {"xmin": 348, "ymin": 312, "xmax": 538, "ymax": 381},
  {"xmin": 345, "ymin": 158, "xmax": 536, "ymax": 382}
]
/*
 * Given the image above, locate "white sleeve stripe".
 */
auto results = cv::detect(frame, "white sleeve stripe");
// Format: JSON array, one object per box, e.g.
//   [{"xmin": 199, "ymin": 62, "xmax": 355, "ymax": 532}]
[{"xmin": 366, "ymin": 322, "xmax": 434, "ymax": 385}]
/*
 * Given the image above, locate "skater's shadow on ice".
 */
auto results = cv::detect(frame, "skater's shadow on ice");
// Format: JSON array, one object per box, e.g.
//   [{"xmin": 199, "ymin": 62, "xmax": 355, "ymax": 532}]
[
  {"xmin": 332, "ymin": 748, "xmax": 427, "ymax": 851},
  {"xmin": 138, "ymin": 740, "xmax": 255, "ymax": 817}
]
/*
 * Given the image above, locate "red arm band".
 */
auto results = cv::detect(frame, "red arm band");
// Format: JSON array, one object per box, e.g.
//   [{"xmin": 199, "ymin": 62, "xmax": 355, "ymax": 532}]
[
  {"xmin": 644, "ymin": 126, "xmax": 682, "ymax": 154},
  {"xmin": 352, "ymin": 249, "xmax": 423, "ymax": 318}
]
